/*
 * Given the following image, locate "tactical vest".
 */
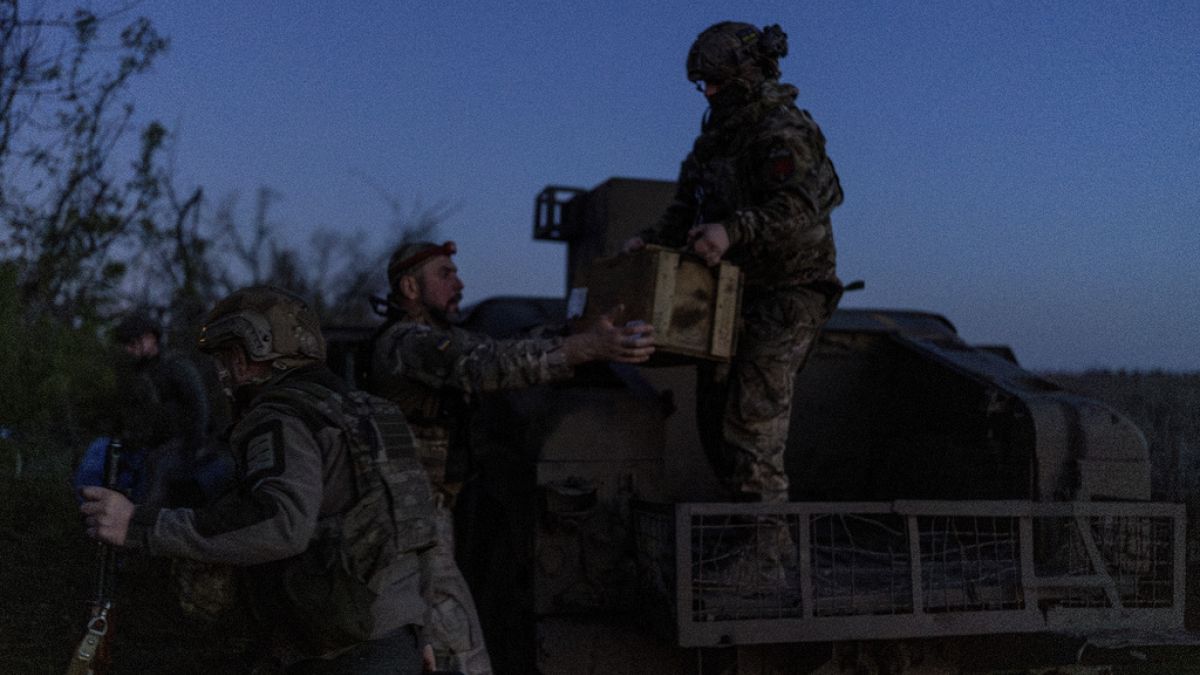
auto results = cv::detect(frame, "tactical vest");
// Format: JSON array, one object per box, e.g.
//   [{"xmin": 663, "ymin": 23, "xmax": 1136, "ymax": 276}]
[
  {"xmin": 694, "ymin": 109, "xmax": 840, "ymax": 222},
  {"xmin": 688, "ymin": 82, "xmax": 842, "ymax": 291},
  {"xmin": 253, "ymin": 373, "xmax": 436, "ymax": 646},
  {"xmin": 369, "ymin": 319, "xmax": 474, "ymax": 487}
]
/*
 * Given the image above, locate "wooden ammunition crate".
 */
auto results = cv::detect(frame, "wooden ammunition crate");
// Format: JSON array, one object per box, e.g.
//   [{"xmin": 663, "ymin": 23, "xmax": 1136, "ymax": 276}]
[{"xmin": 577, "ymin": 245, "xmax": 742, "ymax": 363}]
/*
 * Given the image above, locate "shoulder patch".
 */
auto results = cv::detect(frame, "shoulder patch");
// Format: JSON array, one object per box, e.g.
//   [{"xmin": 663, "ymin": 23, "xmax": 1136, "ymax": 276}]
[
  {"xmin": 407, "ymin": 323, "xmax": 450, "ymax": 349},
  {"xmin": 240, "ymin": 418, "xmax": 284, "ymax": 485},
  {"xmin": 767, "ymin": 146, "xmax": 796, "ymax": 182}
]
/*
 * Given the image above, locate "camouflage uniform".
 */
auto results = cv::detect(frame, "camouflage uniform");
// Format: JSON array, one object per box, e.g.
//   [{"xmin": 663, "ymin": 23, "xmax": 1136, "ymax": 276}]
[
  {"xmin": 370, "ymin": 312, "xmax": 574, "ymax": 675},
  {"xmin": 123, "ymin": 289, "xmax": 435, "ymax": 674},
  {"xmin": 371, "ymin": 315, "xmax": 573, "ymax": 493},
  {"xmin": 641, "ymin": 31, "xmax": 844, "ymax": 503}
]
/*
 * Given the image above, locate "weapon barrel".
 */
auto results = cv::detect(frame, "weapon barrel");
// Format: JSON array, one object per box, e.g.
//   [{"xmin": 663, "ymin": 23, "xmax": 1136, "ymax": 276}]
[
  {"xmin": 94, "ymin": 439, "xmax": 122, "ymax": 603},
  {"xmin": 68, "ymin": 438, "xmax": 123, "ymax": 675}
]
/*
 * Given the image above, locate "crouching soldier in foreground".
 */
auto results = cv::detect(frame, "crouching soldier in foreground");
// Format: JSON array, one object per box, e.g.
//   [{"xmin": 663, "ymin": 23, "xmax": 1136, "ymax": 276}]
[{"xmin": 80, "ymin": 286, "xmax": 437, "ymax": 674}]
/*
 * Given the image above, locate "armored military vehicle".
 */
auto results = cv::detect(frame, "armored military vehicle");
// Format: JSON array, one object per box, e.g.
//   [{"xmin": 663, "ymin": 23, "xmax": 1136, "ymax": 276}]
[{"xmin": 328, "ymin": 178, "xmax": 1193, "ymax": 674}]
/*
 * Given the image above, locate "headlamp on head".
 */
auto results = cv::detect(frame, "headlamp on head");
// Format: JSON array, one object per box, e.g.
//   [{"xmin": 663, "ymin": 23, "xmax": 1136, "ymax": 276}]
[{"xmin": 387, "ymin": 240, "xmax": 457, "ymax": 293}]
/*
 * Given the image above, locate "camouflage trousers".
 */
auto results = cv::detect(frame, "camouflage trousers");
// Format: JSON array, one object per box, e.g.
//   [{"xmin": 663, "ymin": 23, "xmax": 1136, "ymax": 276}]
[
  {"xmin": 423, "ymin": 494, "xmax": 493, "ymax": 675},
  {"xmin": 698, "ymin": 284, "xmax": 839, "ymax": 503}
]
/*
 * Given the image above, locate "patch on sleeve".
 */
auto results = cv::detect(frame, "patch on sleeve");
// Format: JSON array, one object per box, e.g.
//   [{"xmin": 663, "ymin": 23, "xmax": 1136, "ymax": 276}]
[
  {"xmin": 767, "ymin": 147, "xmax": 796, "ymax": 182},
  {"xmin": 402, "ymin": 324, "xmax": 452, "ymax": 355},
  {"xmin": 241, "ymin": 419, "xmax": 284, "ymax": 486}
]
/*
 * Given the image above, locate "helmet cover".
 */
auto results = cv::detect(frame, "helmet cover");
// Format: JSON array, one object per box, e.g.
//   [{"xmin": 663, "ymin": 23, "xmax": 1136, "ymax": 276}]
[
  {"xmin": 198, "ymin": 285, "xmax": 326, "ymax": 368},
  {"xmin": 686, "ymin": 22, "xmax": 789, "ymax": 86}
]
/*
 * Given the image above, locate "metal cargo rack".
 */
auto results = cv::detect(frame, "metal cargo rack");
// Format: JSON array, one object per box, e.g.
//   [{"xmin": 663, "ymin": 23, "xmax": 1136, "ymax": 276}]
[{"xmin": 632, "ymin": 500, "xmax": 1185, "ymax": 647}]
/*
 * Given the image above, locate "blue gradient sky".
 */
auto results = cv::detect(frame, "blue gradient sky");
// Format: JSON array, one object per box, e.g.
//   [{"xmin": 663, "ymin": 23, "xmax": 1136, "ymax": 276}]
[{"xmin": 92, "ymin": 1, "xmax": 1200, "ymax": 370}]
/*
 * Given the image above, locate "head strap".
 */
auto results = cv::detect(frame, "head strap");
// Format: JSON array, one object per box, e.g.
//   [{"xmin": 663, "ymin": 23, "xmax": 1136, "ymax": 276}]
[
  {"xmin": 387, "ymin": 240, "xmax": 456, "ymax": 293},
  {"xmin": 391, "ymin": 241, "xmax": 455, "ymax": 276}
]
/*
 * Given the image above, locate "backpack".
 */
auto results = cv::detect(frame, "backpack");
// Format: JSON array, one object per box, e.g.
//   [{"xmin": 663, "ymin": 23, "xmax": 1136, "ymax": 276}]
[{"xmin": 255, "ymin": 375, "xmax": 438, "ymax": 591}]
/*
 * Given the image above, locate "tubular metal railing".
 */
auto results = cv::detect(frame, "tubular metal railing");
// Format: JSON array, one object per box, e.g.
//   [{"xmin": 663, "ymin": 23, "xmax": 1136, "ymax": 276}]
[{"xmin": 633, "ymin": 500, "xmax": 1185, "ymax": 647}]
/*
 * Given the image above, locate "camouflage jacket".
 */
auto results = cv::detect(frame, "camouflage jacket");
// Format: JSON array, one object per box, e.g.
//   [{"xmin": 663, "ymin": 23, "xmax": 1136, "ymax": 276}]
[
  {"xmin": 641, "ymin": 80, "xmax": 843, "ymax": 294},
  {"xmin": 124, "ymin": 364, "xmax": 432, "ymax": 661},
  {"xmin": 369, "ymin": 313, "xmax": 574, "ymax": 489}
]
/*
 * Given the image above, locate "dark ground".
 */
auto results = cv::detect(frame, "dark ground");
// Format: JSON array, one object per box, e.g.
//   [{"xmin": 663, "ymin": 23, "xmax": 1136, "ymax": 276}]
[{"xmin": 0, "ymin": 474, "xmax": 254, "ymax": 674}]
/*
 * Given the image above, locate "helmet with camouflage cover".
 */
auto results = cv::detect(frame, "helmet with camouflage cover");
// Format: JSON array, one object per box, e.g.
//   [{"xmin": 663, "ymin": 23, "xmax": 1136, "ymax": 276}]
[
  {"xmin": 197, "ymin": 285, "xmax": 326, "ymax": 370},
  {"xmin": 686, "ymin": 22, "xmax": 789, "ymax": 90}
]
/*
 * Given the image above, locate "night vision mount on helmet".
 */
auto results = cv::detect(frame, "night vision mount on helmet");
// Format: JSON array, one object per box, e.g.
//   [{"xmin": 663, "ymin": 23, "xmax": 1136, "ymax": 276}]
[{"xmin": 686, "ymin": 22, "xmax": 789, "ymax": 88}]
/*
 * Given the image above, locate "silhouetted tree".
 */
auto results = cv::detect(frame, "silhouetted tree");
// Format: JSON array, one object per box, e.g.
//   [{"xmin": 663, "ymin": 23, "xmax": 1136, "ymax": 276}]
[
  {"xmin": 208, "ymin": 184, "xmax": 452, "ymax": 326},
  {"xmin": 0, "ymin": 1, "xmax": 169, "ymax": 322},
  {"xmin": 0, "ymin": 2, "xmax": 169, "ymax": 464}
]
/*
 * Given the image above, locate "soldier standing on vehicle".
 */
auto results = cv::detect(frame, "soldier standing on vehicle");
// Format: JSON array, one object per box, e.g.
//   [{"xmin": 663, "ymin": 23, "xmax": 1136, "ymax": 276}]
[
  {"xmin": 81, "ymin": 286, "xmax": 436, "ymax": 674},
  {"xmin": 623, "ymin": 22, "xmax": 844, "ymax": 506},
  {"xmin": 369, "ymin": 240, "xmax": 656, "ymax": 674}
]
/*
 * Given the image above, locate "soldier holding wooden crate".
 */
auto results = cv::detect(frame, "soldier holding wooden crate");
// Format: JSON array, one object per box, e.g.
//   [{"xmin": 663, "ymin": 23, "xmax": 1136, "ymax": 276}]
[{"xmin": 624, "ymin": 21, "xmax": 844, "ymax": 505}]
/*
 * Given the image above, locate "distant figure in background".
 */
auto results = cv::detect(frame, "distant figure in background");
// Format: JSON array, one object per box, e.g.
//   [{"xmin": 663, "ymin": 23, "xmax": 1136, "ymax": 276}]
[
  {"xmin": 369, "ymin": 240, "xmax": 656, "ymax": 674},
  {"xmin": 70, "ymin": 312, "xmax": 215, "ymax": 509},
  {"xmin": 111, "ymin": 312, "xmax": 213, "ymax": 508},
  {"xmin": 624, "ymin": 22, "xmax": 844, "ymax": 505}
]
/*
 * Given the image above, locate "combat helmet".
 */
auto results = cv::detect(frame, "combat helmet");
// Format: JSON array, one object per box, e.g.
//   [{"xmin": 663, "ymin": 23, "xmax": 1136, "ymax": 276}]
[
  {"xmin": 198, "ymin": 285, "xmax": 326, "ymax": 370},
  {"xmin": 686, "ymin": 22, "xmax": 789, "ymax": 90}
]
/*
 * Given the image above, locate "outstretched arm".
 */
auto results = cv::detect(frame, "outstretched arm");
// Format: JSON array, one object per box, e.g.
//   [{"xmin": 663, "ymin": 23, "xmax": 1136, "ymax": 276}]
[
  {"xmin": 376, "ymin": 312, "xmax": 655, "ymax": 397},
  {"xmin": 563, "ymin": 305, "xmax": 656, "ymax": 365}
]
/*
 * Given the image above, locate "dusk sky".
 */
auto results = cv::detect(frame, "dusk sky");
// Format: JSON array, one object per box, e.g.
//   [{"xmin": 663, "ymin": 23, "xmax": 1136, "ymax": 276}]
[{"xmin": 73, "ymin": 2, "xmax": 1200, "ymax": 371}]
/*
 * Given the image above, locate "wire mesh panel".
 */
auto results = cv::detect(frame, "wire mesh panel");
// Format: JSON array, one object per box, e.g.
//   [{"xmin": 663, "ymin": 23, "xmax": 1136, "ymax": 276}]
[
  {"xmin": 1032, "ymin": 513, "xmax": 1177, "ymax": 610},
  {"xmin": 917, "ymin": 515, "xmax": 1023, "ymax": 613},
  {"xmin": 632, "ymin": 503, "xmax": 677, "ymax": 639},
  {"xmin": 631, "ymin": 500, "xmax": 1185, "ymax": 647},
  {"xmin": 688, "ymin": 512, "xmax": 805, "ymax": 621},
  {"xmin": 1097, "ymin": 514, "xmax": 1176, "ymax": 608},
  {"xmin": 810, "ymin": 513, "xmax": 912, "ymax": 617}
]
